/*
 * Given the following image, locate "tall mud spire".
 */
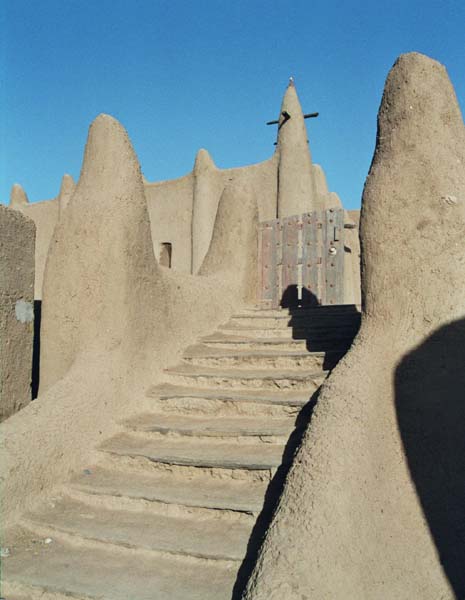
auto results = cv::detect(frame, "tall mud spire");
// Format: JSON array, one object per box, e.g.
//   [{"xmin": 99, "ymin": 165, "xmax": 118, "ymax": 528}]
[
  {"xmin": 40, "ymin": 114, "xmax": 160, "ymax": 392},
  {"xmin": 191, "ymin": 148, "xmax": 223, "ymax": 274},
  {"xmin": 276, "ymin": 79, "xmax": 317, "ymax": 217},
  {"xmin": 244, "ymin": 52, "xmax": 465, "ymax": 600}
]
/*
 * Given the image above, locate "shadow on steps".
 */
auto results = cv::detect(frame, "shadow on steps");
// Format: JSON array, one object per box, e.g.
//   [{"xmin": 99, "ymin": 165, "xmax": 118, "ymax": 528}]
[
  {"xmin": 287, "ymin": 302, "xmax": 361, "ymax": 358},
  {"xmin": 232, "ymin": 301, "xmax": 361, "ymax": 599}
]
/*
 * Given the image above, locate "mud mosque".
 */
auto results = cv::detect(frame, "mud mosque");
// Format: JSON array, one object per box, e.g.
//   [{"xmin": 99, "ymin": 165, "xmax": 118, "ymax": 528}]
[{"xmin": 1, "ymin": 52, "xmax": 464, "ymax": 599}]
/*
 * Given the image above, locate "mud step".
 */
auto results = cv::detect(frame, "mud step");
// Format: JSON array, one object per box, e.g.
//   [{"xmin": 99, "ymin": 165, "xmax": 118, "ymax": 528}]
[
  {"xmin": 3, "ymin": 527, "xmax": 236, "ymax": 600},
  {"xmin": 228, "ymin": 315, "xmax": 361, "ymax": 329},
  {"xmin": 163, "ymin": 364, "xmax": 327, "ymax": 391},
  {"xmin": 182, "ymin": 344, "xmax": 343, "ymax": 370},
  {"xmin": 147, "ymin": 383, "xmax": 313, "ymax": 417},
  {"xmin": 71, "ymin": 466, "xmax": 268, "ymax": 513},
  {"xmin": 124, "ymin": 413, "xmax": 296, "ymax": 438},
  {"xmin": 218, "ymin": 324, "xmax": 359, "ymax": 340},
  {"xmin": 101, "ymin": 432, "xmax": 286, "ymax": 471},
  {"xmin": 200, "ymin": 333, "xmax": 351, "ymax": 352},
  {"xmin": 23, "ymin": 496, "xmax": 251, "ymax": 562},
  {"xmin": 201, "ymin": 334, "xmax": 309, "ymax": 349},
  {"xmin": 235, "ymin": 305, "xmax": 360, "ymax": 318},
  {"xmin": 148, "ymin": 382, "xmax": 313, "ymax": 407}
]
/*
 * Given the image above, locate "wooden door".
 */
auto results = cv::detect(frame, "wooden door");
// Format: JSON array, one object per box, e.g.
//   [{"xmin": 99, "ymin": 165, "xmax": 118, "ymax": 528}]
[{"xmin": 257, "ymin": 209, "xmax": 345, "ymax": 308}]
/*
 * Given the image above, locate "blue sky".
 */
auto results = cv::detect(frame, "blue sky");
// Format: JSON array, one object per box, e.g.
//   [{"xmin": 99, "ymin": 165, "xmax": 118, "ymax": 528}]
[{"xmin": 1, "ymin": 0, "xmax": 464, "ymax": 209}]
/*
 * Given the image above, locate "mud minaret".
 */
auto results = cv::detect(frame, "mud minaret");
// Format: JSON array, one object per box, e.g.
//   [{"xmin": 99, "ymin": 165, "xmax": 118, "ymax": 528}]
[{"xmin": 276, "ymin": 79, "xmax": 318, "ymax": 217}]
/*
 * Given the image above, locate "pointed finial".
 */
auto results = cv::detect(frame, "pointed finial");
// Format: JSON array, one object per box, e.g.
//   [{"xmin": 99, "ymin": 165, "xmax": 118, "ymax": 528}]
[
  {"xmin": 10, "ymin": 183, "xmax": 29, "ymax": 207},
  {"xmin": 57, "ymin": 173, "xmax": 75, "ymax": 215},
  {"xmin": 78, "ymin": 113, "xmax": 144, "ymax": 195},
  {"xmin": 193, "ymin": 148, "xmax": 216, "ymax": 173},
  {"xmin": 289, "ymin": 76, "xmax": 295, "ymax": 86}
]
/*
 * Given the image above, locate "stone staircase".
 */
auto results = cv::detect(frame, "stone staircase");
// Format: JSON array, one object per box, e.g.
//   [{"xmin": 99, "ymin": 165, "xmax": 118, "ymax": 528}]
[{"xmin": 3, "ymin": 305, "xmax": 360, "ymax": 600}]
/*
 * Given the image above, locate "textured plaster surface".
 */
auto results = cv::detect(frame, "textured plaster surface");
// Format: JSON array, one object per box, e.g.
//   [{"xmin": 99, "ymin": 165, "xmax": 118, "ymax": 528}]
[
  {"xmin": 1, "ymin": 115, "xmax": 242, "ymax": 524},
  {"xmin": 147, "ymin": 153, "xmax": 278, "ymax": 277},
  {"xmin": 243, "ymin": 53, "xmax": 465, "ymax": 599},
  {"xmin": 0, "ymin": 205, "xmax": 35, "ymax": 421},
  {"xmin": 199, "ymin": 181, "xmax": 258, "ymax": 304},
  {"xmin": 146, "ymin": 173, "xmax": 194, "ymax": 273},
  {"xmin": 10, "ymin": 197, "xmax": 58, "ymax": 300},
  {"xmin": 220, "ymin": 156, "xmax": 279, "ymax": 223},
  {"xmin": 343, "ymin": 213, "xmax": 361, "ymax": 306}
]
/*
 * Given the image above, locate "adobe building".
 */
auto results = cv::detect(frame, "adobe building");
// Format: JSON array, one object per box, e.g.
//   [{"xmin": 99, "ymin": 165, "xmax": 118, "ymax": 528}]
[
  {"xmin": 8, "ymin": 80, "xmax": 361, "ymax": 305},
  {"xmin": 4, "ymin": 56, "xmax": 461, "ymax": 600}
]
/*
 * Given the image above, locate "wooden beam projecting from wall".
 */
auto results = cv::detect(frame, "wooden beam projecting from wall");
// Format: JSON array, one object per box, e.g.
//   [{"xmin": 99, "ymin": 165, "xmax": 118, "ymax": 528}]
[{"xmin": 266, "ymin": 111, "xmax": 319, "ymax": 125}]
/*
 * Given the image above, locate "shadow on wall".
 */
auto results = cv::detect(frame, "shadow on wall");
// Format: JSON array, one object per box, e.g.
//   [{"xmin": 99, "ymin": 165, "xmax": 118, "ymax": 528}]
[
  {"xmin": 395, "ymin": 318, "xmax": 465, "ymax": 598},
  {"xmin": 31, "ymin": 300, "xmax": 41, "ymax": 400},
  {"xmin": 280, "ymin": 284, "xmax": 318, "ymax": 308}
]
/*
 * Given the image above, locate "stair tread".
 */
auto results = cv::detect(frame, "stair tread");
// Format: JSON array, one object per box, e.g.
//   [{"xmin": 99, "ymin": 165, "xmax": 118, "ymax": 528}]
[
  {"xmin": 101, "ymin": 432, "xmax": 285, "ymax": 470},
  {"xmin": 24, "ymin": 496, "xmax": 251, "ymax": 561},
  {"xmin": 184, "ymin": 343, "xmax": 335, "ymax": 358},
  {"xmin": 220, "ymin": 323, "xmax": 358, "ymax": 331},
  {"xmin": 4, "ymin": 302, "xmax": 352, "ymax": 600},
  {"xmin": 230, "ymin": 316, "xmax": 360, "ymax": 323},
  {"xmin": 71, "ymin": 466, "xmax": 267, "ymax": 512},
  {"xmin": 235, "ymin": 305, "xmax": 360, "ymax": 317},
  {"xmin": 148, "ymin": 382, "xmax": 312, "ymax": 406},
  {"xmin": 165, "ymin": 363, "xmax": 328, "ymax": 380},
  {"xmin": 125, "ymin": 412, "xmax": 296, "ymax": 437},
  {"xmin": 202, "ymin": 332, "xmax": 352, "ymax": 344},
  {"xmin": 4, "ymin": 527, "xmax": 236, "ymax": 600}
]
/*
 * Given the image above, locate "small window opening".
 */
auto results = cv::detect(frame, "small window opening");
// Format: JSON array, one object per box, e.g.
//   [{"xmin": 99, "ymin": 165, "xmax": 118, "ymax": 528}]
[{"xmin": 159, "ymin": 243, "xmax": 172, "ymax": 268}]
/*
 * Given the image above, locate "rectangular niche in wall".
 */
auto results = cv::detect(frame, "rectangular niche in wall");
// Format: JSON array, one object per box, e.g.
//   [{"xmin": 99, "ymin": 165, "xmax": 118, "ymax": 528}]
[{"xmin": 159, "ymin": 242, "xmax": 172, "ymax": 268}]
